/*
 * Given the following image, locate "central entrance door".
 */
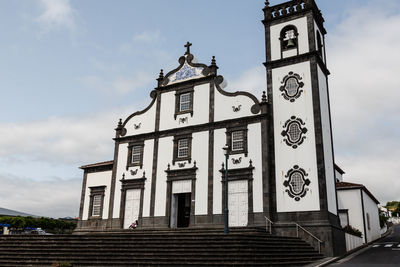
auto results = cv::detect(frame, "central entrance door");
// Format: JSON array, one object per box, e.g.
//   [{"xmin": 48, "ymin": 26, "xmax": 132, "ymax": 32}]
[
  {"xmin": 170, "ymin": 180, "xmax": 192, "ymax": 228},
  {"xmin": 123, "ymin": 189, "xmax": 141, "ymax": 229},
  {"xmin": 228, "ymin": 180, "xmax": 248, "ymax": 227}
]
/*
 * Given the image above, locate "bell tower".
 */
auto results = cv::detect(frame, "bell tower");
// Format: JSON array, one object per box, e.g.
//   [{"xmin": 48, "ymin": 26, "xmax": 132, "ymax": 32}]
[{"xmin": 262, "ymin": 0, "xmax": 345, "ymax": 256}]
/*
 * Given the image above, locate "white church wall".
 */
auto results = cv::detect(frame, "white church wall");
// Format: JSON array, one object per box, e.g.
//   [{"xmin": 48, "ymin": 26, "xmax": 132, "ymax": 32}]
[
  {"xmin": 272, "ymin": 61, "xmax": 320, "ymax": 212},
  {"xmin": 124, "ymin": 101, "xmax": 156, "ymax": 136},
  {"xmin": 214, "ymin": 88, "xmax": 260, "ymax": 122},
  {"xmin": 270, "ymin": 17, "xmax": 310, "ymax": 61},
  {"xmin": 192, "ymin": 131, "xmax": 208, "ymax": 215},
  {"xmin": 159, "ymin": 83, "xmax": 209, "ymax": 131},
  {"xmin": 248, "ymin": 123, "xmax": 263, "ymax": 213},
  {"xmin": 337, "ymin": 189, "xmax": 364, "ymax": 238},
  {"xmin": 213, "ymin": 129, "xmax": 225, "ymax": 214},
  {"xmin": 362, "ymin": 191, "xmax": 381, "ymax": 243},
  {"xmin": 112, "ymin": 139, "xmax": 155, "ymax": 218},
  {"xmin": 318, "ymin": 66, "xmax": 337, "ymax": 215},
  {"xmin": 141, "ymin": 139, "xmax": 154, "ymax": 217},
  {"xmin": 154, "ymin": 136, "xmax": 173, "ymax": 217},
  {"xmin": 82, "ymin": 170, "xmax": 112, "ymax": 220},
  {"xmin": 113, "ymin": 144, "xmax": 128, "ymax": 218}
]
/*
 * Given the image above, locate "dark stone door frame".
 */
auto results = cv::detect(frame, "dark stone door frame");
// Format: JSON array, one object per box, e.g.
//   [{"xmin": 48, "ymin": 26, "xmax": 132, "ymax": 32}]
[
  {"xmin": 220, "ymin": 162, "xmax": 255, "ymax": 226},
  {"xmin": 165, "ymin": 165, "xmax": 198, "ymax": 227},
  {"xmin": 119, "ymin": 177, "xmax": 146, "ymax": 229}
]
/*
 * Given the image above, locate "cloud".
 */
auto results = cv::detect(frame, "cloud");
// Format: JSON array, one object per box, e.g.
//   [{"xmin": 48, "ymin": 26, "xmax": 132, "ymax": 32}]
[
  {"xmin": 328, "ymin": 2, "xmax": 400, "ymax": 203},
  {"xmin": 0, "ymin": 109, "xmax": 130, "ymax": 166},
  {"xmin": 133, "ymin": 30, "xmax": 160, "ymax": 43},
  {"xmin": 36, "ymin": 0, "xmax": 76, "ymax": 31},
  {"xmin": 80, "ymin": 72, "xmax": 153, "ymax": 94},
  {"xmin": 228, "ymin": 66, "xmax": 265, "ymax": 98},
  {"xmin": 0, "ymin": 173, "xmax": 81, "ymax": 218}
]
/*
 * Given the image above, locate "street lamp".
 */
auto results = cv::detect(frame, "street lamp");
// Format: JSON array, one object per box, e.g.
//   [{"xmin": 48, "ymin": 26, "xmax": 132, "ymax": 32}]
[{"xmin": 223, "ymin": 144, "xmax": 229, "ymax": 234}]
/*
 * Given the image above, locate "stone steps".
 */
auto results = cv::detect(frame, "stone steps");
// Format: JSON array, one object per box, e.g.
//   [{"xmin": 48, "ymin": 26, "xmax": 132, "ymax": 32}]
[{"xmin": 0, "ymin": 228, "xmax": 323, "ymax": 266}]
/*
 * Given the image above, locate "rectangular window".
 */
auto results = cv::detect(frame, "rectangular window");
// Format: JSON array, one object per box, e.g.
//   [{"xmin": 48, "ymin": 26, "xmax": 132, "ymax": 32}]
[
  {"xmin": 127, "ymin": 142, "xmax": 144, "ymax": 169},
  {"xmin": 131, "ymin": 146, "xmax": 142, "ymax": 164},
  {"xmin": 179, "ymin": 93, "xmax": 191, "ymax": 112},
  {"xmin": 232, "ymin": 131, "xmax": 244, "ymax": 151},
  {"xmin": 92, "ymin": 195, "xmax": 102, "ymax": 217},
  {"xmin": 173, "ymin": 134, "xmax": 192, "ymax": 164},
  {"xmin": 178, "ymin": 139, "xmax": 189, "ymax": 158}
]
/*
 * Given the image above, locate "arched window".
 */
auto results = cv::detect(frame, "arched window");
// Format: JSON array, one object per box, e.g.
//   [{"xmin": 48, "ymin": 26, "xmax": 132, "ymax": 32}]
[
  {"xmin": 317, "ymin": 31, "xmax": 323, "ymax": 57},
  {"xmin": 280, "ymin": 25, "xmax": 299, "ymax": 52}
]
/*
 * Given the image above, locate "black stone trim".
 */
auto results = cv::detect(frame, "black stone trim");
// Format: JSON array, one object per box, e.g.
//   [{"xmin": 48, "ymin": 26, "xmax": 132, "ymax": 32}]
[
  {"xmin": 119, "ymin": 176, "xmax": 146, "ymax": 229},
  {"xmin": 88, "ymin": 186, "xmax": 106, "ymax": 220},
  {"xmin": 264, "ymin": 51, "xmax": 330, "ymax": 76},
  {"xmin": 279, "ymin": 71, "xmax": 304, "ymax": 102},
  {"xmin": 220, "ymin": 163, "xmax": 255, "ymax": 226},
  {"xmin": 78, "ymin": 172, "xmax": 88, "ymax": 220},
  {"xmin": 107, "ymin": 142, "xmax": 119, "ymax": 227},
  {"xmin": 120, "ymin": 90, "xmax": 157, "ymax": 137},
  {"xmin": 263, "ymin": 3, "xmax": 327, "ymax": 35},
  {"xmin": 83, "ymin": 164, "xmax": 113, "ymax": 174},
  {"xmin": 214, "ymin": 76, "xmax": 261, "ymax": 114},
  {"xmin": 266, "ymin": 69, "xmax": 277, "ymax": 221},
  {"xmin": 174, "ymin": 87, "xmax": 194, "ymax": 119},
  {"xmin": 126, "ymin": 140, "xmax": 144, "ymax": 170},
  {"xmin": 165, "ymin": 166, "xmax": 198, "ymax": 227},
  {"xmin": 225, "ymin": 124, "xmax": 248, "ymax": 157},
  {"xmin": 172, "ymin": 133, "xmax": 192, "ymax": 165},
  {"xmin": 310, "ymin": 57, "xmax": 329, "ymax": 212},
  {"xmin": 281, "ymin": 116, "xmax": 308, "ymax": 149},
  {"xmin": 115, "ymin": 114, "xmax": 264, "ymax": 144},
  {"xmin": 150, "ymin": 90, "xmax": 162, "ymax": 217},
  {"xmin": 360, "ymin": 189, "xmax": 368, "ymax": 243},
  {"xmin": 208, "ymin": 80, "xmax": 215, "ymax": 220},
  {"xmin": 283, "ymin": 165, "xmax": 311, "ymax": 201}
]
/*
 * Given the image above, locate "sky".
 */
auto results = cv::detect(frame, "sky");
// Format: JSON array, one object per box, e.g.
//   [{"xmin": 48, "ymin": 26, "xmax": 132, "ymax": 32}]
[{"xmin": 0, "ymin": 0, "xmax": 399, "ymax": 218}]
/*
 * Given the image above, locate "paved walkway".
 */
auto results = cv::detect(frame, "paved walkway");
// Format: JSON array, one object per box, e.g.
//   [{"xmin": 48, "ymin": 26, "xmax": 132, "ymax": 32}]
[{"xmin": 330, "ymin": 224, "xmax": 400, "ymax": 266}]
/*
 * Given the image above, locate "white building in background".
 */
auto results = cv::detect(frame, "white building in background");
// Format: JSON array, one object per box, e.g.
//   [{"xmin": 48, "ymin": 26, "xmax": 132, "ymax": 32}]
[{"xmin": 75, "ymin": 0, "xmax": 359, "ymax": 256}]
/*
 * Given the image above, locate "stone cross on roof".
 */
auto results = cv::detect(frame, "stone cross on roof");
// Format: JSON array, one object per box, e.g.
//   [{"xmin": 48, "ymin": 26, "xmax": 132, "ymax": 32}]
[{"xmin": 184, "ymin": 41, "xmax": 192, "ymax": 55}]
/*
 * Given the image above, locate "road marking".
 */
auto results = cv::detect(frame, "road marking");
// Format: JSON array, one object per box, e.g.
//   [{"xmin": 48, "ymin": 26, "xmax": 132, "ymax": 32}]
[
  {"xmin": 372, "ymin": 244, "xmax": 380, "ymax": 247},
  {"xmin": 398, "ymin": 244, "xmax": 400, "ymax": 247},
  {"xmin": 384, "ymin": 244, "xmax": 393, "ymax": 247}
]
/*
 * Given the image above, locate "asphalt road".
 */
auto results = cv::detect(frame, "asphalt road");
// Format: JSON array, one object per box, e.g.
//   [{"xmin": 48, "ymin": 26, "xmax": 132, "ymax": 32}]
[{"xmin": 330, "ymin": 224, "xmax": 400, "ymax": 266}]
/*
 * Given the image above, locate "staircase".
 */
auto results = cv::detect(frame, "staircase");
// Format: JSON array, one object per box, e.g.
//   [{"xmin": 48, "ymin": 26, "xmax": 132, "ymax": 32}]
[{"xmin": 0, "ymin": 228, "xmax": 323, "ymax": 266}]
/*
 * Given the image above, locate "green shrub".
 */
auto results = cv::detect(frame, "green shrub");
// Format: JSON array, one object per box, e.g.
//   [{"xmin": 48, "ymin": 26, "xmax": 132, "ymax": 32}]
[{"xmin": 343, "ymin": 225, "xmax": 362, "ymax": 237}]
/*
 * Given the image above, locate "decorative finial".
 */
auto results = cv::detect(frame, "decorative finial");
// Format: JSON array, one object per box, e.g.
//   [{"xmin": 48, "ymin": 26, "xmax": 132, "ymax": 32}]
[
  {"xmin": 249, "ymin": 159, "xmax": 253, "ymax": 167},
  {"xmin": 211, "ymin": 56, "xmax": 216, "ymax": 66},
  {"xmin": 122, "ymin": 173, "xmax": 125, "ymax": 180},
  {"xmin": 221, "ymin": 162, "xmax": 224, "ymax": 169},
  {"xmin": 118, "ymin": 118, "xmax": 122, "ymax": 126},
  {"xmin": 184, "ymin": 41, "xmax": 192, "ymax": 55},
  {"xmin": 262, "ymin": 91, "xmax": 267, "ymax": 102},
  {"xmin": 157, "ymin": 69, "xmax": 164, "ymax": 87},
  {"xmin": 167, "ymin": 163, "xmax": 170, "ymax": 170},
  {"xmin": 194, "ymin": 160, "xmax": 197, "ymax": 167},
  {"xmin": 265, "ymin": 1, "xmax": 270, "ymax": 7},
  {"xmin": 142, "ymin": 171, "xmax": 146, "ymax": 177}
]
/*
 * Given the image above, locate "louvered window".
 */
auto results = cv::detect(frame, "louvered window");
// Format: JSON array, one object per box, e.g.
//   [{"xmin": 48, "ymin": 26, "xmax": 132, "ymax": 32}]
[
  {"xmin": 131, "ymin": 146, "xmax": 142, "ymax": 164},
  {"xmin": 232, "ymin": 131, "xmax": 244, "ymax": 151},
  {"xmin": 178, "ymin": 139, "xmax": 189, "ymax": 158},
  {"xmin": 179, "ymin": 93, "xmax": 191, "ymax": 112},
  {"xmin": 92, "ymin": 195, "xmax": 102, "ymax": 217}
]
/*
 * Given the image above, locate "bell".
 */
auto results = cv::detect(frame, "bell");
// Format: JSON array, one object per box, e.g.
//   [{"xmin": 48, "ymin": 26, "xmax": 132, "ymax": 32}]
[{"xmin": 286, "ymin": 38, "xmax": 295, "ymax": 48}]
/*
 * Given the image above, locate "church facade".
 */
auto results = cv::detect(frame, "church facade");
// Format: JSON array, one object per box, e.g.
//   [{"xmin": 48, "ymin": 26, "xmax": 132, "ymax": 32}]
[{"xmin": 77, "ymin": 0, "xmax": 345, "ymax": 256}]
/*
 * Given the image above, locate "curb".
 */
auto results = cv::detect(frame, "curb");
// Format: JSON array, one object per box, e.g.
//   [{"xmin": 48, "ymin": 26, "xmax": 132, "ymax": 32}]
[{"xmin": 317, "ymin": 226, "xmax": 393, "ymax": 266}]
